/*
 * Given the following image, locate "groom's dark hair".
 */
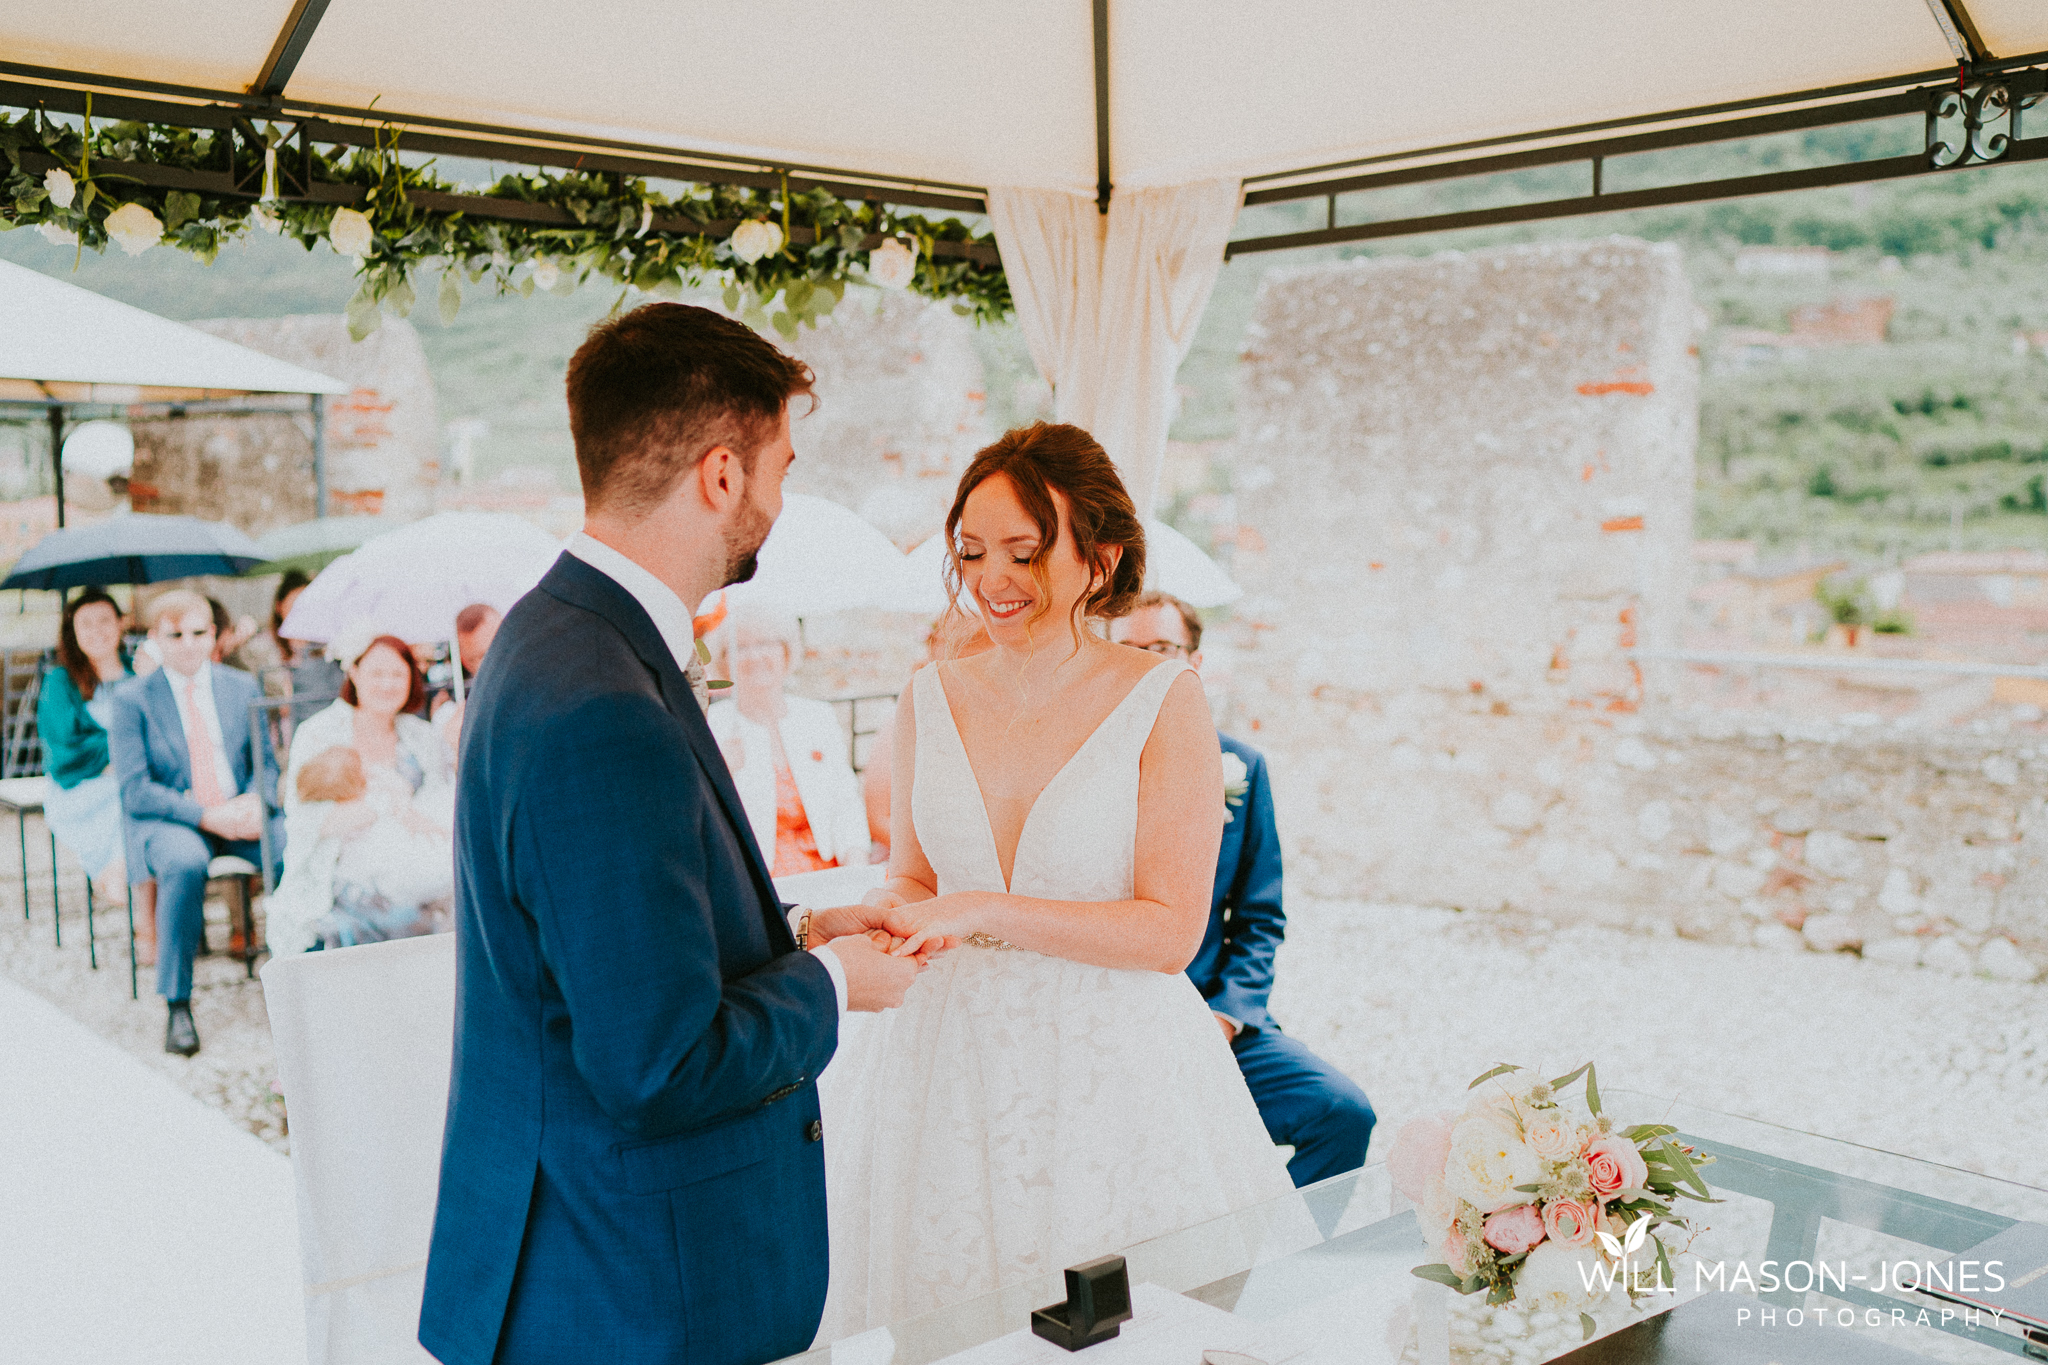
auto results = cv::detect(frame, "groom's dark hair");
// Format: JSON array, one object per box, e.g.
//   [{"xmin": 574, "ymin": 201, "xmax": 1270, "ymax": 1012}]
[{"xmin": 567, "ymin": 303, "xmax": 815, "ymax": 515}]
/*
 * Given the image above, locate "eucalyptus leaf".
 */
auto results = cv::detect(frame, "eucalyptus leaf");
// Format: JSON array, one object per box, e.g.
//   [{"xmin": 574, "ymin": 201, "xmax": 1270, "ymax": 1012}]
[
  {"xmin": 1467, "ymin": 1063, "xmax": 1523, "ymax": 1090},
  {"xmin": 706, "ymin": 679, "xmax": 732, "ymax": 690},
  {"xmin": 344, "ymin": 284, "xmax": 381, "ymax": 341},
  {"xmin": 723, "ymin": 284, "xmax": 741, "ymax": 312},
  {"xmin": 386, "ymin": 274, "xmax": 417, "ymax": 319},
  {"xmin": 438, "ymin": 268, "xmax": 462, "ymax": 325},
  {"xmin": 770, "ymin": 310, "xmax": 797, "ymax": 341},
  {"xmin": 1410, "ymin": 1264, "xmax": 1468, "ymax": 1290},
  {"xmin": 1584, "ymin": 1061, "xmax": 1601, "ymax": 1114},
  {"xmin": 1579, "ymin": 1313, "xmax": 1597, "ymax": 1341}
]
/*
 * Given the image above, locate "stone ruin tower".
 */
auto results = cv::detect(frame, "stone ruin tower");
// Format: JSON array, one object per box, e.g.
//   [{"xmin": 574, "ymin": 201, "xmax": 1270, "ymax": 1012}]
[{"xmin": 1225, "ymin": 237, "xmax": 1701, "ymax": 916}]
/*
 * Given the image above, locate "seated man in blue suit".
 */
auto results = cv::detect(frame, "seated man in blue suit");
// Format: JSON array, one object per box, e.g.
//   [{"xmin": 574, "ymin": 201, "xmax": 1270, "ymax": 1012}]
[
  {"xmin": 1114, "ymin": 592, "xmax": 1375, "ymax": 1187},
  {"xmin": 105, "ymin": 589, "xmax": 280, "ymax": 1057}
]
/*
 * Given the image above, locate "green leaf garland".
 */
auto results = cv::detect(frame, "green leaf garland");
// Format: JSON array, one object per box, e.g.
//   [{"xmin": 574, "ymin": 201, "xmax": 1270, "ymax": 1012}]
[{"xmin": 0, "ymin": 108, "xmax": 1011, "ymax": 340}]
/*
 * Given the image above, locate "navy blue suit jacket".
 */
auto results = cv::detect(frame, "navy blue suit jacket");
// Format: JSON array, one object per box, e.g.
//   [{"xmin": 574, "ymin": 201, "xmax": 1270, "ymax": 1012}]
[
  {"xmin": 105, "ymin": 665, "xmax": 276, "ymax": 869},
  {"xmin": 419, "ymin": 553, "xmax": 841, "ymax": 1365},
  {"xmin": 1185, "ymin": 734, "xmax": 1284, "ymax": 1035}
]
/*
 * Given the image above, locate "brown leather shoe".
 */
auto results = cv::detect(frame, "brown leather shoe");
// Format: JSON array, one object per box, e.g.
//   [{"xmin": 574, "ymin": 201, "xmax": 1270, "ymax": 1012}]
[{"xmin": 164, "ymin": 1001, "xmax": 200, "ymax": 1057}]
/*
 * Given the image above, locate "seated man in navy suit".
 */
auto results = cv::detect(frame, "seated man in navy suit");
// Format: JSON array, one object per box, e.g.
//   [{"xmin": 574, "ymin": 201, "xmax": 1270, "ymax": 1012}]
[
  {"xmin": 1113, "ymin": 592, "xmax": 1374, "ymax": 1186},
  {"xmin": 106, "ymin": 589, "xmax": 281, "ymax": 1057}
]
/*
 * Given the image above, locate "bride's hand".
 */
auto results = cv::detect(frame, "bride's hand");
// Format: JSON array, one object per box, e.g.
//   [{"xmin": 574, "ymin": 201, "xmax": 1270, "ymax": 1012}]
[{"xmin": 879, "ymin": 894, "xmax": 976, "ymax": 959}]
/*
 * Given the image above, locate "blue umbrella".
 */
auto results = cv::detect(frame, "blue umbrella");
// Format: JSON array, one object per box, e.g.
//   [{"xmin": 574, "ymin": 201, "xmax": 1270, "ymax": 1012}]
[{"xmin": 1, "ymin": 514, "xmax": 265, "ymax": 590}]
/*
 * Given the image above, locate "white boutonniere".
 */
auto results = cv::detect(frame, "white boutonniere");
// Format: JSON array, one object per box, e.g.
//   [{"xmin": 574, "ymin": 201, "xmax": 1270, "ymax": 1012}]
[{"xmin": 1221, "ymin": 751, "xmax": 1249, "ymax": 823}]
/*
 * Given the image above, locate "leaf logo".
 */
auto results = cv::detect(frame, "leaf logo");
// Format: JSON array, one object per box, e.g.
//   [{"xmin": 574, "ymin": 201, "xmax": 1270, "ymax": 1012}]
[{"xmin": 1597, "ymin": 1217, "xmax": 1650, "ymax": 1265}]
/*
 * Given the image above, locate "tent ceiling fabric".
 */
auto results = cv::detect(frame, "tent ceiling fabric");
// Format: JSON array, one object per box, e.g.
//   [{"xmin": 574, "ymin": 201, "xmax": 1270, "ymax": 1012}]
[
  {"xmin": 8, "ymin": 2, "xmax": 2047, "ymax": 194},
  {"xmin": 0, "ymin": 260, "xmax": 347, "ymax": 394}
]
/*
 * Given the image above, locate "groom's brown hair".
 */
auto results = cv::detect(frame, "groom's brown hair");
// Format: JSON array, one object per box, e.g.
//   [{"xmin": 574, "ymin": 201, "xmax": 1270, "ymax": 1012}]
[{"xmin": 567, "ymin": 303, "xmax": 815, "ymax": 515}]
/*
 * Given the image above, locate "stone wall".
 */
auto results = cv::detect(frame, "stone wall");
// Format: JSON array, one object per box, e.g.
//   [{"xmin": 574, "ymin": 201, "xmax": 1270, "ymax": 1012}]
[
  {"xmin": 1218, "ymin": 239, "xmax": 2045, "ymax": 979},
  {"xmin": 129, "ymin": 412, "xmax": 315, "ymax": 535},
  {"xmin": 784, "ymin": 292, "xmax": 992, "ymax": 548},
  {"xmin": 189, "ymin": 315, "xmax": 440, "ymax": 521}
]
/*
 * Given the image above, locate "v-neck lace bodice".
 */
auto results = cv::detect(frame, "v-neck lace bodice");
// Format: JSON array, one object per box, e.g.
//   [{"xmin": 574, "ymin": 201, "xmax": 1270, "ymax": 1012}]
[{"xmin": 912, "ymin": 657, "xmax": 1185, "ymax": 901}]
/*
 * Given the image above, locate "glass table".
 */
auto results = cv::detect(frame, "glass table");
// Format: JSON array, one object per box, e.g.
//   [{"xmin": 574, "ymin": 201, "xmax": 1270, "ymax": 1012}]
[{"xmin": 781, "ymin": 1092, "xmax": 2048, "ymax": 1364}]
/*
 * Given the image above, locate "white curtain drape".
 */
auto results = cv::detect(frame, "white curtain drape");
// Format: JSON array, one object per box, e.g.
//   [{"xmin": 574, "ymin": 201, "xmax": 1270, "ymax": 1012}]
[{"xmin": 985, "ymin": 179, "xmax": 1242, "ymax": 519}]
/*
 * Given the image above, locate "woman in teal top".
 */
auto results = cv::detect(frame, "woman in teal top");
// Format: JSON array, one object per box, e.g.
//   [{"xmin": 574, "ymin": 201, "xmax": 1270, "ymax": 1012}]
[{"xmin": 39, "ymin": 587, "xmax": 133, "ymax": 885}]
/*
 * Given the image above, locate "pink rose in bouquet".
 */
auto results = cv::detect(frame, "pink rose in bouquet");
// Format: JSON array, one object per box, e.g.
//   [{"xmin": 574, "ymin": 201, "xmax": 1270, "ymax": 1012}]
[
  {"xmin": 1583, "ymin": 1135, "xmax": 1650, "ymax": 1200},
  {"xmin": 1388, "ymin": 1111, "xmax": 1456, "ymax": 1203},
  {"xmin": 1481, "ymin": 1202, "xmax": 1546, "ymax": 1256},
  {"xmin": 1542, "ymin": 1196, "xmax": 1598, "ymax": 1248}
]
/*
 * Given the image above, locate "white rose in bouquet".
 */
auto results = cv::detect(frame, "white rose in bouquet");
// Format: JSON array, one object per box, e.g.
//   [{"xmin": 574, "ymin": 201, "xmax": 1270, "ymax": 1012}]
[
  {"xmin": 1443, "ymin": 1114, "xmax": 1544, "ymax": 1213},
  {"xmin": 1514, "ymin": 1242, "xmax": 1608, "ymax": 1314},
  {"xmin": 105, "ymin": 203, "xmax": 163, "ymax": 256},
  {"xmin": 729, "ymin": 219, "xmax": 784, "ymax": 263},
  {"xmin": 867, "ymin": 236, "xmax": 918, "ymax": 289},
  {"xmin": 43, "ymin": 168, "xmax": 76, "ymax": 208},
  {"xmin": 328, "ymin": 207, "xmax": 374, "ymax": 259}
]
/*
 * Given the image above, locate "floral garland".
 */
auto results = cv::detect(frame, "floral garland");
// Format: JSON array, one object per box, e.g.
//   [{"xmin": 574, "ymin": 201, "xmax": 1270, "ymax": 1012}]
[{"xmin": 0, "ymin": 107, "xmax": 1010, "ymax": 340}]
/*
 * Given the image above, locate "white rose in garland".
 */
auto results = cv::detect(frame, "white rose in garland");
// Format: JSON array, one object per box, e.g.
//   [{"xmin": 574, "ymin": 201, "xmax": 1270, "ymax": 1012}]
[
  {"xmin": 328, "ymin": 206, "xmax": 374, "ymax": 259},
  {"xmin": 868, "ymin": 236, "xmax": 919, "ymax": 289},
  {"xmin": 37, "ymin": 222, "xmax": 77, "ymax": 246},
  {"xmin": 43, "ymin": 168, "xmax": 76, "ymax": 209},
  {"xmin": 530, "ymin": 257, "xmax": 560, "ymax": 290},
  {"xmin": 729, "ymin": 218, "xmax": 784, "ymax": 263},
  {"xmin": 104, "ymin": 203, "xmax": 163, "ymax": 256}
]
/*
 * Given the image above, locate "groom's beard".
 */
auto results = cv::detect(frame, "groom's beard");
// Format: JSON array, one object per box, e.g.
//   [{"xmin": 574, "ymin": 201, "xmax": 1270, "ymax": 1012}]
[{"xmin": 721, "ymin": 492, "xmax": 774, "ymax": 587}]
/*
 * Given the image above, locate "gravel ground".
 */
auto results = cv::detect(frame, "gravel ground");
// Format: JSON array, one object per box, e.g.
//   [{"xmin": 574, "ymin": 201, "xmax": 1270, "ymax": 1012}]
[
  {"xmin": 1272, "ymin": 899, "xmax": 2048, "ymax": 1190},
  {"xmin": 4, "ymin": 816, "xmax": 2042, "ymax": 1189},
  {"xmin": 0, "ymin": 829, "xmax": 287, "ymax": 1152}
]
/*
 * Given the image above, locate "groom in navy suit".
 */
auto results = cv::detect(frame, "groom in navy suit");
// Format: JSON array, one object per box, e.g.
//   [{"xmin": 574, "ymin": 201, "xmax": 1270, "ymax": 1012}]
[
  {"xmin": 419, "ymin": 305, "xmax": 921, "ymax": 1365},
  {"xmin": 1115, "ymin": 593, "xmax": 1375, "ymax": 1187}
]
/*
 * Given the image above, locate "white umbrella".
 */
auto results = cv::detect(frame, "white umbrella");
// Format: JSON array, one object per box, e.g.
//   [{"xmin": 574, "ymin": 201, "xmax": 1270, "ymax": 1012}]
[
  {"xmin": 888, "ymin": 519, "xmax": 1242, "ymax": 615},
  {"xmin": 280, "ymin": 512, "xmax": 563, "ymax": 659},
  {"xmin": 723, "ymin": 494, "xmax": 910, "ymax": 617}
]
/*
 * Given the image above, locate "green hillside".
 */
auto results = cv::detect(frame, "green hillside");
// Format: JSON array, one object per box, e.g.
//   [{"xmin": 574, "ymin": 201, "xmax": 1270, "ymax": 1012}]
[{"xmin": 8, "ymin": 116, "xmax": 2048, "ymax": 561}]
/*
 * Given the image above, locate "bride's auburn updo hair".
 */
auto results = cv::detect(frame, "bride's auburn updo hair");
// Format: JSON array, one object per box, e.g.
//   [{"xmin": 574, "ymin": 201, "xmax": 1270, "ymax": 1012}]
[{"xmin": 943, "ymin": 422, "xmax": 1147, "ymax": 648}]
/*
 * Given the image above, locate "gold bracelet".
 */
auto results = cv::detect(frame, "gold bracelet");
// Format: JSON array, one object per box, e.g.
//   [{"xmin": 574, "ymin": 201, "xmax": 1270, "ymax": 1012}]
[{"xmin": 796, "ymin": 909, "xmax": 812, "ymax": 950}]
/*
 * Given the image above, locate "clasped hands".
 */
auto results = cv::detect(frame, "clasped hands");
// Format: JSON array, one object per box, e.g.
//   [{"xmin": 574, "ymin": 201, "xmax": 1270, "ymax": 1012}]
[
  {"xmin": 198, "ymin": 791, "xmax": 265, "ymax": 843},
  {"xmin": 805, "ymin": 892, "xmax": 976, "ymax": 1013}
]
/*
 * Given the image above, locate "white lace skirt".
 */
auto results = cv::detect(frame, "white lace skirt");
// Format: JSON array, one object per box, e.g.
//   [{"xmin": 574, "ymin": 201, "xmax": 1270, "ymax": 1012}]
[{"xmin": 814, "ymin": 944, "xmax": 1294, "ymax": 1342}]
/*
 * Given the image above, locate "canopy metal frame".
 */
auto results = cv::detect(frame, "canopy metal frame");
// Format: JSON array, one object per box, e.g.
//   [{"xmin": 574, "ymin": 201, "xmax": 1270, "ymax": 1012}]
[
  {"xmin": 1229, "ymin": 52, "xmax": 2048, "ymax": 258},
  {"xmin": 11, "ymin": 29, "xmax": 2048, "ymax": 259},
  {"xmin": 0, "ymin": 393, "xmax": 328, "ymax": 527}
]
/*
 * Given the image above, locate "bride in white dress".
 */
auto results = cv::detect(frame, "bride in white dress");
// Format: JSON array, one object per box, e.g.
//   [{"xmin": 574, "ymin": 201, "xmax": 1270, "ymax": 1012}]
[{"xmin": 808, "ymin": 423, "xmax": 1294, "ymax": 1340}]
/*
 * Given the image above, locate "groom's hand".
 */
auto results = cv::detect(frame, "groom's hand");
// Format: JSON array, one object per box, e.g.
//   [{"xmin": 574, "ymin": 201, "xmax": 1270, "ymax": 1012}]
[{"xmin": 821, "ymin": 933, "xmax": 923, "ymax": 1012}]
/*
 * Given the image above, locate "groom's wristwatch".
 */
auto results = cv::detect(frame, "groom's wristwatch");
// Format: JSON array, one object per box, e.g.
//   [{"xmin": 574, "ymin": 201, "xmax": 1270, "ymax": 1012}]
[{"xmin": 796, "ymin": 910, "xmax": 812, "ymax": 949}]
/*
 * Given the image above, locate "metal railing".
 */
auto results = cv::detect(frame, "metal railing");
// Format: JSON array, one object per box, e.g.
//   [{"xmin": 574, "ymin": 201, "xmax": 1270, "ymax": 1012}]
[{"xmin": 827, "ymin": 691, "xmax": 897, "ymax": 774}]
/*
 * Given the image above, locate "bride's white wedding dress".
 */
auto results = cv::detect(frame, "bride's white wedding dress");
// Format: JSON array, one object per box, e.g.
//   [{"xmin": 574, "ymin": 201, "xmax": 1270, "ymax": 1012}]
[{"xmin": 815, "ymin": 658, "xmax": 1294, "ymax": 1340}]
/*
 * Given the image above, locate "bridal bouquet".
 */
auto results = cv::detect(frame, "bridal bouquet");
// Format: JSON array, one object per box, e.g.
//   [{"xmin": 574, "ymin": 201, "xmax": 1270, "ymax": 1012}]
[{"xmin": 1390, "ymin": 1063, "xmax": 1715, "ymax": 1343}]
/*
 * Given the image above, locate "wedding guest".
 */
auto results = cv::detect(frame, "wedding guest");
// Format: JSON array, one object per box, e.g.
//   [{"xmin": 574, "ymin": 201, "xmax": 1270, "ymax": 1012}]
[
  {"xmin": 268, "ymin": 744, "xmax": 454, "ymax": 951},
  {"xmin": 38, "ymin": 588, "xmax": 134, "ymax": 904},
  {"xmin": 235, "ymin": 571, "xmax": 314, "ymax": 677},
  {"xmin": 207, "ymin": 595, "xmax": 262, "ymax": 669},
  {"xmin": 105, "ymin": 590, "xmax": 281, "ymax": 1057},
  {"xmin": 428, "ymin": 602, "xmax": 502, "ymax": 736},
  {"xmin": 706, "ymin": 600, "xmax": 869, "ymax": 875},
  {"xmin": 1112, "ymin": 590, "xmax": 1376, "ymax": 1186}
]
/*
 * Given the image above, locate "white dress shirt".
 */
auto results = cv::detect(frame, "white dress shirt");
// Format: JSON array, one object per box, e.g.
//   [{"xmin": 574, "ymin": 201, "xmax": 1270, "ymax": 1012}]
[
  {"xmin": 160, "ymin": 660, "xmax": 241, "ymax": 802},
  {"xmin": 566, "ymin": 533, "xmax": 848, "ymax": 1016}
]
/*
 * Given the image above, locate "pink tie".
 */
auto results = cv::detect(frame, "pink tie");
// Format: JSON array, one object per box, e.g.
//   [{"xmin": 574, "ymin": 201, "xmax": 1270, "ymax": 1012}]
[{"xmin": 184, "ymin": 678, "xmax": 226, "ymax": 807}]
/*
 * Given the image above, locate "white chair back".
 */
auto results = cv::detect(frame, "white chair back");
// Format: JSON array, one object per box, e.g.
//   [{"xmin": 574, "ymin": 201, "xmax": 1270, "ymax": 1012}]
[{"xmin": 262, "ymin": 935, "xmax": 453, "ymax": 1365}]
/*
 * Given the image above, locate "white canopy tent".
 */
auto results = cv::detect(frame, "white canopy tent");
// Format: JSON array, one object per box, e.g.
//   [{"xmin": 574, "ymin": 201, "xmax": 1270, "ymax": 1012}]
[
  {"xmin": 0, "ymin": 258, "xmax": 347, "ymax": 523},
  {"xmin": 7, "ymin": 2, "xmax": 2048, "ymax": 515}
]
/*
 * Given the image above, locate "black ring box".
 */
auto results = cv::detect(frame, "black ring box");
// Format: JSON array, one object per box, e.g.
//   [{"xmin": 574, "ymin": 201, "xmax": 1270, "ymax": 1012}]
[{"xmin": 1031, "ymin": 1255, "xmax": 1134, "ymax": 1351}]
